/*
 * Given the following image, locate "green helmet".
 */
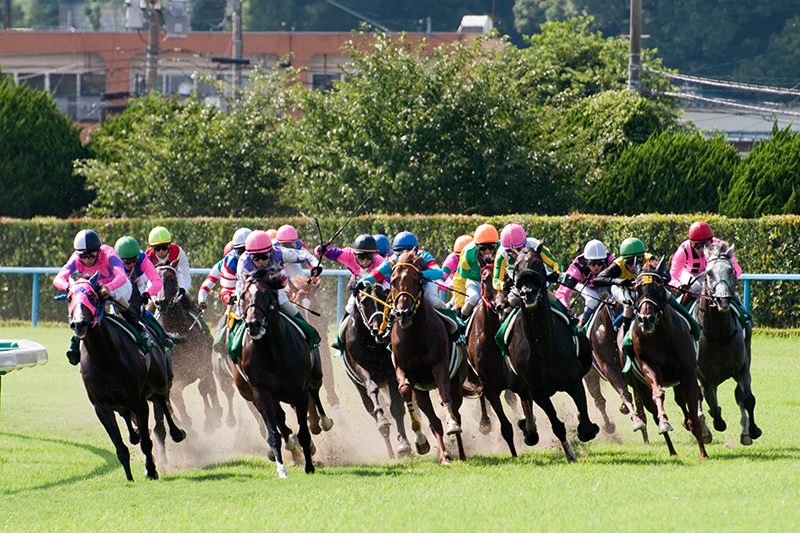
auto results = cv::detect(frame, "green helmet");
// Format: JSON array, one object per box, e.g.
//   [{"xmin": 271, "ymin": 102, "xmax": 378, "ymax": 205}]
[
  {"xmin": 619, "ymin": 237, "xmax": 646, "ymax": 258},
  {"xmin": 115, "ymin": 236, "xmax": 141, "ymax": 259},
  {"xmin": 148, "ymin": 226, "xmax": 171, "ymax": 245}
]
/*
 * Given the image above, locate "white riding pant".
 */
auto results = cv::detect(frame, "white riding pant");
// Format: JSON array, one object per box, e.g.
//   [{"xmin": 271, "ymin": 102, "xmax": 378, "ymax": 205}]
[
  {"xmin": 576, "ymin": 283, "xmax": 609, "ymax": 311},
  {"xmin": 424, "ymin": 281, "xmax": 445, "ymax": 309},
  {"xmin": 464, "ymin": 278, "xmax": 481, "ymax": 308},
  {"xmin": 611, "ymin": 285, "xmax": 636, "ymax": 318}
]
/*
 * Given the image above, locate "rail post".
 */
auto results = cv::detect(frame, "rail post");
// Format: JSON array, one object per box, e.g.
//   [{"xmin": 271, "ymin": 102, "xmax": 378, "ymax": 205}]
[
  {"xmin": 336, "ymin": 274, "xmax": 345, "ymax": 326},
  {"xmin": 32, "ymin": 273, "xmax": 40, "ymax": 327},
  {"xmin": 743, "ymin": 279, "xmax": 751, "ymax": 312}
]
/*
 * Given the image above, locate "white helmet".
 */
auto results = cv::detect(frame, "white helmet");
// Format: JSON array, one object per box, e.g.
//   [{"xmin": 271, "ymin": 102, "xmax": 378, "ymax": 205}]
[
  {"xmin": 583, "ymin": 239, "xmax": 607, "ymax": 261},
  {"xmin": 232, "ymin": 227, "xmax": 252, "ymax": 249}
]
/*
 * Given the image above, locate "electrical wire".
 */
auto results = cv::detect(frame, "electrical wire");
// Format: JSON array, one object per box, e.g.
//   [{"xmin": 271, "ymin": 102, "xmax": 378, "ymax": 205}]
[
  {"xmin": 656, "ymin": 91, "xmax": 800, "ymax": 118},
  {"xmin": 647, "ymin": 68, "xmax": 800, "ymax": 97}
]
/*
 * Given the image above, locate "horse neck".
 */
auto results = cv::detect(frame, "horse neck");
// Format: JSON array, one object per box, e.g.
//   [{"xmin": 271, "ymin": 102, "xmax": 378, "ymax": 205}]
[
  {"xmin": 696, "ymin": 295, "xmax": 736, "ymax": 335},
  {"xmin": 82, "ymin": 320, "xmax": 127, "ymax": 371},
  {"xmin": 520, "ymin": 296, "xmax": 555, "ymax": 352},
  {"xmin": 161, "ymin": 301, "xmax": 190, "ymax": 329}
]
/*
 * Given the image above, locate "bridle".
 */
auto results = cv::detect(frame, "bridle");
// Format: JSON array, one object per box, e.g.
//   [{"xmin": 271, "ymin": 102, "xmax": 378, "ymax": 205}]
[
  {"xmin": 635, "ymin": 271, "xmax": 666, "ymax": 323},
  {"xmin": 355, "ymin": 281, "xmax": 391, "ymax": 341},
  {"xmin": 703, "ymin": 255, "xmax": 735, "ymax": 307},
  {"xmin": 155, "ymin": 265, "xmax": 182, "ymax": 310},
  {"xmin": 389, "ymin": 261, "xmax": 423, "ymax": 318},
  {"xmin": 243, "ymin": 277, "xmax": 275, "ymax": 333}
]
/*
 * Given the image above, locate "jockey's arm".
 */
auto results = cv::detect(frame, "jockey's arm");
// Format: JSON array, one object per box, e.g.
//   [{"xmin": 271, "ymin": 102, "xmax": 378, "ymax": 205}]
[
  {"xmin": 198, "ymin": 260, "xmax": 222, "ymax": 304},
  {"xmin": 593, "ymin": 263, "xmax": 623, "ymax": 287},
  {"xmin": 176, "ymin": 247, "xmax": 192, "ymax": 292},
  {"xmin": 53, "ymin": 256, "xmax": 78, "ymax": 291},
  {"xmin": 668, "ymin": 242, "xmax": 689, "ymax": 289},
  {"xmin": 491, "ymin": 253, "xmax": 507, "ymax": 291},
  {"xmin": 140, "ymin": 252, "xmax": 163, "ymax": 297}
]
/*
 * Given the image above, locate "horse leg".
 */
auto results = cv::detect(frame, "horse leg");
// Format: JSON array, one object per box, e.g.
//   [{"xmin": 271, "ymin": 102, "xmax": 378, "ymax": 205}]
[
  {"xmin": 169, "ymin": 380, "xmax": 193, "ymax": 430},
  {"xmin": 675, "ymin": 385, "xmax": 712, "ymax": 445},
  {"xmin": 387, "ymin": 380, "xmax": 412, "ymax": 458},
  {"xmin": 450, "ymin": 374, "xmax": 466, "ymax": 462},
  {"xmin": 567, "ymin": 377, "xmax": 600, "ymax": 443},
  {"xmin": 414, "ymin": 389, "xmax": 451, "ymax": 465},
  {"xmin": 504, "ymin": 389, "xmax": 522, "ymax": 420},
  {"xmin": 120, "ymin": 408, "xmax": 140, "ymax": 445},
  {"xmin": 396, "ymin": 367, "xmax": 430, "ymax": 455},
  {"xmin": 735, "ymin": 366, "xmax": 761, "ymax": 444},
  {"xmin": 533, "ymin": 393, "xmax": 576, "ymax": 463},
  {"xmin": 309, "ymin": 386, "xmax": 333, "ymax": 432},
  {"xmin": 274, "ymin": 402, "xmax": 303, "ymax": 464},
  {"xmin": 430, "ymin": 360, "xmax": 461, "ymax": 436},
  {"xmin": 632, "ymin": 387, "xmax": 650, "ymax": 444},
  {"xmin": 132, "ymin": 400, "xmax": 159, "ymax": 479},
  {"xmin": 353, "ymin": 378, "xmax": 394, "ymax": 458},
  {"xmin": 700, "ymin": 378, "xmax": 726, "ymax": 433},
  {"xmin": 584, "ymin": 367, "xmax": 615, "ymax": 434},
  {"xmin": 198, "ymin": 369, "xmax": 223, "ymax": 434},
  {"xmin": 214, "ymin": 353, "xmax": 238, "ymax": 428},
  {"xmin": 318, "ymin": 337, "xmax": 343, "ymax": 419},
  {"xmin": 291, "ymin": 393, "xmax": 316, "ymax": 475},
  {"xmin": 640, "ymin": 363, "xmax": 672, "ymax": 434},
  {"xmin": 252, "ymin": 388, "xmax": 291, "ymax": 477},
  {"xmin": 149, "ymin": 398, "xmax": 168, "ymax": 468},
  {"xmin": 95, "ymin": 405, "xmax": 134, "ymax": 481},
  {"xmin": 518, "ymin": 397, "xmax": 539, "ymax": 446},
  {"xmin": 605, "ymin": 366, "xmax": 644, "ymax": 432},
  {"xmin": 678, "ymin": 372, "xmax": 709, "ymax": 459},
  {"xmin": 484, "ymin": 386, "xmax": 517, "ymax": 457},
  {"xmin": 477, "ymin": 394, "xmax": 492, "ymax": 435}
]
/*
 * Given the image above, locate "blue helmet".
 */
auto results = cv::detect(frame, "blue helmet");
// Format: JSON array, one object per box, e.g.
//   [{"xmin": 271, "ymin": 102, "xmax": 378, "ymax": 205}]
[
  {"xmin": 373, "ymin": 234, "xmax": 391, "ymax": 256},
  {"xmin": 392, "ymin": 231, "xmax": 418, "ymax": 251}
]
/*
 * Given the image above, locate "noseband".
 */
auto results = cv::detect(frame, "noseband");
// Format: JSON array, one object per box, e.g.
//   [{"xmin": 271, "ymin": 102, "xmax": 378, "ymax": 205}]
[
  {"xmin": 704, "ymin": 257, "xmax": 735, "ymax": 306},
  {"xmin": 243, "ymin": 278, "xmax": 274, "ymax": 328},
  {"xmin": 635, "ymin": 272, "xmax": 666, "ymax": 320},
  {"xmin": 390, "ymin": 262, "xmax": 423, "ymax": 317}
]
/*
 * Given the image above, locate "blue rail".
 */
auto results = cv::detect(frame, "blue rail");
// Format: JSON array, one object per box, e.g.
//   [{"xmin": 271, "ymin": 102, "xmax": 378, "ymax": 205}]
[{"xmin": 0, "ymin": 267, "xmax": 353, "ymax": 327}]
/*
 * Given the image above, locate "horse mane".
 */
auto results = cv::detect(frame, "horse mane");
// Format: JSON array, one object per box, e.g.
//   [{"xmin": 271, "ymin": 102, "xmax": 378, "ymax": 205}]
[
  {"xmin": 705, "ymin": 240, "xmax": 733, "ymax": 261},
  {"xmin": 395, "ymin": 248, "xmax": 422, "ymax": 268},
  {"xmin": 249, "ymin": 269, "xmax": 286, "ymax": 291}
]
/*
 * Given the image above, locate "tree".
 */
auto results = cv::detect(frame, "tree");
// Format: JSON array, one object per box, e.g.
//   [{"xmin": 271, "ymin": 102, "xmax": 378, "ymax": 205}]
[
  {"xmin": 587, "ymin": 131, "xmax": 740, "ymax": 215},
  {"xmin": 720, "ymin": 125, "xmax": 800, "ymax": 218},
  {"xmin": 0, "ymin": 74, "xmax": 91, "ymax": 218}
]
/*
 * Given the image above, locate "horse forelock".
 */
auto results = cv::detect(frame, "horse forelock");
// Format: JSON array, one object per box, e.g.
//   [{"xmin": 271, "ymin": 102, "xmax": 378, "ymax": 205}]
[
  {"xmin": 705, "ymin": 240, "xmax": 732, "ymax": 261},
  {"xmin": 68, "ymin": 280, "xmax": 100, "ymax": 323}
]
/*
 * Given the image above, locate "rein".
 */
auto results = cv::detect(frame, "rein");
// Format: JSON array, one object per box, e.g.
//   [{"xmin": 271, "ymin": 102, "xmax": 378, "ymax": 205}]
[
  {"xmin": 390, "ymin": 261, "xmax": 423, "ymax": 316},
  {"xmin": 355, "ymin": 283, "xmax": 391, "ymax": 338}
]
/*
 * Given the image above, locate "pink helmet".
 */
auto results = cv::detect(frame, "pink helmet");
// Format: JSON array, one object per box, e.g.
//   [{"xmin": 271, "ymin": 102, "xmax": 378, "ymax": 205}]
[
  {"xmin": 276, "ymin": 224, "xmax": 299, "ymax": 244},
  {"xmin": 223, "ymin": 241, "xmax": 234, "ymax": 256},
  {"xmin": 245, "ymin": 230, "xmax": 273, "ymax": 254},
  {"xmin": 500, "ymin": 224, "xmax": 527, "ymax": 249}
]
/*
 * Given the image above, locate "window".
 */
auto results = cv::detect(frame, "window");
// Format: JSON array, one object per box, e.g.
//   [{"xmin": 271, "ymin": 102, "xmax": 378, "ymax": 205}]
[
  {"xmin": 51, "ymin": 73, "xmax": 77, "ymax": 96},
  {"xmin": 311, "ymin": 73, "xmax": 341, "ymax": 92},
  {"xmin": 19, "ymin": 74, "xmax": 45, "ymax": 91},
  {"xmin": 81, "ymin": 73, "xmax": 105, "ymax": 96}
]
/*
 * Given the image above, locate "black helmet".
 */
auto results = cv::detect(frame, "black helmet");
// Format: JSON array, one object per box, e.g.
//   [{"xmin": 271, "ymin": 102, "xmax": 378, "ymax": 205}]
[
  {"xmin": 74, "ymin": 230, "xmax": 102, "ymax": 254},
  {"xmin": 353, "ymin": 234, "xmax": 378, "ymax": 253}
]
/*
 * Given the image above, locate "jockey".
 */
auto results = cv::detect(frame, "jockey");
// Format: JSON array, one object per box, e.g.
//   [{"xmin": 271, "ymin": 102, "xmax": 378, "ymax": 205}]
[
  {"xmin": 275, "ymin": 224, "xmax": 321, "ymax": 281},
  {"xmin": 234, "ymin": 230, "xmax": 322, "ymax": 320},
  {"xmin": 114, "ymin": 235, "xmax": 162, "ymax": 310},
  {"xmin": 54, "ymin": 230, "xmax": 145, "ymax": 365},
  {"xmin": 669, "ymin": 221, "xmax": 742, "ymax": 306},
  {"xmin": 439, "ymin": 234, "xmax": 472, "ymax": 292},
  {"xmin": 317, "ymin": 234, "xmax": 386, "ymax": 351},
  {"xmin": 145, "ymin": 226, "xmax": 191, "ymax": 295},
  {"xmin": 454, "ymin": 225, "xmax": 498, "ymax": 319},
  {"xmin": 219, "ymin": 227, "xmax": 252, "ymax": 305},
  {"xmin": 357, "ymin": 231, "xmax": 445, "ymax": 310},
  {"xmin": 492, "ymin": 223, "xmax": 562, "ymax": 309},
  {"xmin": 266, "ymin": 228, "xmax": 278, "ymax": 241},
  {"xmin": 373, "ymin": 234, "xmax": 392, "ymax": 258},
  {"xmin": 556, "ymin": 239, "xmax": 616, "ymax": 327},
  {"xmin": 197, "ymin": 241, "xmax": 234, "ymax": 312}
]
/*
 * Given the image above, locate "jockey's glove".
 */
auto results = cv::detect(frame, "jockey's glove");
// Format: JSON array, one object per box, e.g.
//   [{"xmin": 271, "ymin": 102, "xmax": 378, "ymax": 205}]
[
  {"xmin": 614, "ymin": 278, "xmax": 634, "ymax": 288},
  {"xmin": 199, "ymin": 301, "xmax": 207, "ymax": 313},
  {"xmin": 316, "ymin": 244, "xmax": 328, "ymax": 257},
  {"xmin": 310, "ymin": 265, "xmax": 323, "ymax": 278},
  {"xmin": 357, "ymin": 275, "xmax": 377, "ymax": 289},
  {"xmin": 141, "ymin": 292, "xmax": 151, "ymax": 307}
]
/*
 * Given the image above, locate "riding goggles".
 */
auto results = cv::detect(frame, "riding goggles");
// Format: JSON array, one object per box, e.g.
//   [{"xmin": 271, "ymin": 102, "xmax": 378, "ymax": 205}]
[
  {"xmin": 78, "ymin": 251, "xmax": 98, "ymax": 259},
  {"xmin": 122, "ymin": 257, "xmax": 138, "ymax": 265},
  {"xmin": 477, "ymin": 243, "xmax": 496, "ymax": 252},
  {"xmin": 153, "ymin": 243, "xmax": 170, "ymax": 252},
  {"xmin": 251, "ymin": 252, "xmax": 271, "ymax": 262},
  {"xmin": 625, "ymin": 255, "xmax": 644, "ymax": 266},
  {"xmin": 587, "ymin": 260, "xmax": 605, "ymax": 267},
  {"xmin": 355, "ymin": 252, "xmax": 375, "ymax": 261}
]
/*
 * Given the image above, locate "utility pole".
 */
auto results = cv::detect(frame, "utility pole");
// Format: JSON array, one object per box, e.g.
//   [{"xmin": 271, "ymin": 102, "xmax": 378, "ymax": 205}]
[
  {"xmin": 232, "ymin": 0, "xmax": 242, "ymax": 95},
  {"xmin": 627, "ymin": 0, "xmax": 642, "ymax": 93},
  {"xmin": 3, "ymin": 0, "xmax": 11, "ymax": 29},
  {"xmin": 145, "ymin": 1, "xmax": 161, "ymax": 93}
]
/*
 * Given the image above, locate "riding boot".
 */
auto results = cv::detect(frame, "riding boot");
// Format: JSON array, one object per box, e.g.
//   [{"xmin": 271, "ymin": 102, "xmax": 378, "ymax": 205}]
[
  {"xmin": 460, "ymin": 302, "xmax": 475, "ymax": 319},
  {"xmin": 578, "ymin": 307, "xmax": 594, "ymax": 329},
  {"xmin": 331, "ymin": 311, "xmax": 349, "ymax": 351},
  {"xmin": 66, "ymin": 336, "xmax": 81, "ymax": 365},
  {"xmin": 621, "ymin": 316, "xmax": 632, "ymax": 336}
]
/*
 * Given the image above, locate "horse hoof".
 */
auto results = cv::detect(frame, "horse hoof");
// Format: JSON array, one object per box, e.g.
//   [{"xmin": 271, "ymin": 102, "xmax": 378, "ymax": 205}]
[
  {"xmin": 376, "ymin": 416, "xmax": 391, "ymax": 431},
  {"xmin": 631, "ymin": 417, "xmax": 646, "ymax": 432},
  {"xmin": 604, "ymin": 422, "xmax": 616, "ymax": 434},
  {"xmin": 277, "ymin": 463, "xmax": 288, "ymax": 478},
  {"xmin": 440, "ymin": 457, "xmax": 451, "ymax": 466},
  {"xmin": 146, "ymin": 468, "xmax": 159, "ymax": 480},
  {"xmin": 285, "ymin": 434, "xmax": 297, "ymax": 452},
  {"xmin": 524, "ymin": 432, "xmax": 539, "ymax": 446},
  {"xmin": 267, "ymin": 447, "xmax": 276, "ymax": 462},
  {"xmin": 130, "ymin": 433, "xmax": 140, "ymax": 446},
  {"xmin": 658, "ymin": 421, "xmax": 673, "ymax": 434},
  {"xmin": 741, "ymin": 434, "xmax": 753, "ymax": 446},
  {"xmin": 320, "ymin": 416, "xmax": 334, "ymax": 432},
  {"xmin": 397, "ymin": 440, "xmax": 413, "ymax": 457},
  {"xmin": 445, "ymin": 420, "xmax": 462, "ymax": 435},
  {"xmin": 171, "ymin": 429, "xmax": 187, "ymax": 443},
  {"xmin": 578, "ymin": 423, "xmax": 600, "ymax": 442},
  {"xmin": 714, "ymin": 419, "xmax": 727, "ymax": 432},
  {"xmin": 415, "ymin": 434, "xmax": 431, "ymax": 455},
  {"xmin": 478, "ymin": 419, "xmax": 492, "ymax": 435},
  {"xmin": 305, "ymin": 463, "xmax": 315, "ymax": 474},
  {"xmin": 750, "ymin": 426, "xmax": 762, "ymax": 440},
  {"xmin": 619, "ymin": 402, "xmax": 630, "ymax": 415}
]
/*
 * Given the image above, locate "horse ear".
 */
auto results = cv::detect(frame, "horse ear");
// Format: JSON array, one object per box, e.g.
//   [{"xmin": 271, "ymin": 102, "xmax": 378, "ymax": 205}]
[
  {"xmin": 727, "ymin": 243, "xmax": 735, "ymax": 257},
  {"xmin": 634, "ymin": 258, "xmax": 643, "ymax": 276},
  {"xmin": 88, "ymin": 272, "xmax": 100, "ymax": 288},
  {"xmin": 535, "ymin": 241, "xmax": 544, "ymax": 254},
  {"xmin": 170, "ymin": 258, "xmax": 180, "ymax": 269},
  {"xmin": 656, "ymin": 256, "xmax": 666, "ymax": 274}
]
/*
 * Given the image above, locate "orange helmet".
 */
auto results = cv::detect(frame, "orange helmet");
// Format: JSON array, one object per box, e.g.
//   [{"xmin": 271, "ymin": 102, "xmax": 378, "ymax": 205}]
[
  {"xmin": 473, "ymin": 224, "xmax": 499, "ymax": 245},
  {"xmin": 453, "ymin": 235, "xmax": 473, "ymax": 254},
  {"xmin": 266, "ymin": 228, "xmax": 278, "ymax": 240}
]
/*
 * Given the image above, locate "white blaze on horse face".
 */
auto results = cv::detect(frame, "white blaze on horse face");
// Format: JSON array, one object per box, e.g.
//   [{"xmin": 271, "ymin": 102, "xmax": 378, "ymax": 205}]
[{"xmin": 249, "ymin": 284, "xmax": 259, "ymax": 300}]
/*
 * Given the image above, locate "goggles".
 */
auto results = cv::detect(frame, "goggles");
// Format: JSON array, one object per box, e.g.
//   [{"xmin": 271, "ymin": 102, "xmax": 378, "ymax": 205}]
[
  {"xmin": 153, "ymin": 243, "xmax": 170, "ymax": 252},
  {"xmin": 587, "ymin": 260, "xmax": 605, "ymax": 267},
  {"xmin": 477, "ymin": 243, "xmax": 496, "ymax": 252},
  {"xmin": 625, "ymin": 255, "xmax": 644, "ymax": 266},
  {"xmin": 251, "ymin": 252, "xmax": 271, "ymax": 262},
  {"xmin": 78, "ymin": 251, "xmax": 98, "ymax": 259},
  {"xmin": 122, "ymin": 257, "xmax": 138, "ymax": 265},
  {"xmin": 355, "ymin": 252, "xmax": 375, "ymax": 261}
]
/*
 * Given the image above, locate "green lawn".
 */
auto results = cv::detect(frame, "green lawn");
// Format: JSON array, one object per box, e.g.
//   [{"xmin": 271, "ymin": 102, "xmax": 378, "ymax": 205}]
[{"xmin": 1, "ymin": 325, "xmax": 798, "ymax": 532}]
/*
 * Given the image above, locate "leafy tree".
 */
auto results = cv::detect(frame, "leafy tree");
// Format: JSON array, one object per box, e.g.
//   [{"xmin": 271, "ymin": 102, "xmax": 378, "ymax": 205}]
[
  {"xmin": 586, "ymin": 130, "xmax": 740, "ymax": 215},
  {"xmin": 0, "ymin": 73, "xmax": 91, "ymax": 218},
  {"xmin": 191, "ymin": 0, "xmax": 228, "ymax": 31},
  {"xmin": 720, "ymin": 125, "xmax": 800, "ymax": 218}
]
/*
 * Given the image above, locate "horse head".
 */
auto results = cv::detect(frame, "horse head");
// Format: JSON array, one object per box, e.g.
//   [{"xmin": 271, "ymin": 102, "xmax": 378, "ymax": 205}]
[
  {"xmin": 704, "ymin": 240, "xmax": 736, "ymax": 311},
  {"xmin": 390, "ymin": 248, "xmax": 424, "ymax": 329},
  {"xmin": 241, "ymin": 270, "xmax": 282, "ymax": 340},
  {"xmin": 634, "ymin": 257, "xmax": 668, "ymax": 335},
  {"xmin": 67, "ymin": 277, "xmax": 102, "ymax": 339},
  {"xmin": 514, "ymin": 245, "xmax": 547, "ymax": 309},
  {"xmin": 479, "ymin": 264, "xmax": 504, "ymax": 312},
  {"xmin": 155, "ymin": 259, "xmax": 181, "ymax": 313},
  {"xmin": 353, "ymin": 276, "xmax": 389, "ymax": 341}
]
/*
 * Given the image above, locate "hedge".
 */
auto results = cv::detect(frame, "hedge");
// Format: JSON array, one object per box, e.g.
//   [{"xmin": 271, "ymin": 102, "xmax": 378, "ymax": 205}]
[{"xmin": 1, "ymin": 214, "xmax": 799, "ymax": 327}]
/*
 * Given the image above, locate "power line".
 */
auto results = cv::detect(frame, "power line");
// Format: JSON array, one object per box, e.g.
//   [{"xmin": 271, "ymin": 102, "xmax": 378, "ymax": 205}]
[
  {"xmin": 657, "ymin": 91, "xmax": 800, "ymax": 118},
  {"xmin": 648, "ymin": 68, "xmax": 800, "ymax": 97}
]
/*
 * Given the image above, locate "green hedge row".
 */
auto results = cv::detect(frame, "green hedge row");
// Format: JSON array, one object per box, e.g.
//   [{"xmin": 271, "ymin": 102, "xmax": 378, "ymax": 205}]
[{"xmin": 1, "ymin": 214, "xmax": 799, "ymax": 326}]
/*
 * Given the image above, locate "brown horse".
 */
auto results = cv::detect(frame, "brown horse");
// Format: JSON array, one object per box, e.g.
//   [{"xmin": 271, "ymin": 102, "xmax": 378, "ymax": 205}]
[
  {"xmin": 236, "ymin": 270, "xmax": 331, "ymax": 477},
  {"xmin": 466, "ymin": 264, "xmax": 517, "ymax": 456},
  {"xmin": 693, "ymin": 241, "xmax": 760, "ymax": 445},
  {"xmin": 288, "ymin": 275, "xmax": 342, "ymax": 419},
  {"xmin": 154, "ymin": 262, "xmax": 222, "ymax": 434},
  {"xmin": 506, "ymin": 246, "xmax": 599, "ymax": 462},
  {"xmin": 66, "ymin": 277, "xmax": 185, "ymax": 481},
  {"xmin": 389, "ymin": 249, "xmax": 468, "ymax": 464},
  {"xmin": 631, "ymin": 259, "xmax": 708, "ymax": 459},
  {"xmin": 342, "ymin": 278, "xmax": 412, "ymax": 458}
]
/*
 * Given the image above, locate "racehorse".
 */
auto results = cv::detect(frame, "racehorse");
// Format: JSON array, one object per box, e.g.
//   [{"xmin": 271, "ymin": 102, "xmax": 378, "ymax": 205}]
[
  {"xmin": 288, "ymin": 275, "xmax": 342, "ymax": 419},
  {"xmin": 631, "ymin": 258, "xmax": 708, "ymax": 459},
  {"xmin": 211, "ymin": 314, "xmax": 238, "ymax": 428},
  {"xmin": 155, "ymin": 261, "xmax": 223, "ymax": 434},
  {"xmin": 236, "ymin": 269, "xmax": 332, "ymax": 477},
  {"xmin": 506, "ymin": 246, "xmax": 599, "ymax": 462},
  {"xmin": 692, "ymin": 241, "xmax": 760, "ymax": 445},
  {"xmin": 466, "ymin": 264, "xmax": 517, "ymax": 456},
  {"xmin": 66, "ymin": 277, "xmax": 185, "ymax": 481},
  {"xmin": 389, "ymin": 249, "xmax": 468, "ymax": 464},
  {"xmin": 342, "ymin": 278, "xmax": 412, "ymax": 458}
]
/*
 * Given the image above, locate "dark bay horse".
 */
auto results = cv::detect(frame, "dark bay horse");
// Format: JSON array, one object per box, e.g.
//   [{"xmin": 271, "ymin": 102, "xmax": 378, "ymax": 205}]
[
  {"xmin": 631, "ymin": 259, "xmax": 708, "ymax": 459},
  {"xmin": 342, "ymin": 278, "xmax": 412, "ymax": 458},
  {"xmin": 66, "ymin": 278, "xmax": 185, "ymax": 481},
  {"xmin": 693, "ymin": 241, "xmax": 760, "ymax": 445},
  {"xmin": 506, "ymin": 246, "xmax": 599, "ymax": 462},
  {"xmin": 155, "ymin": 262, "xmax": 223, "ymax": 434},
  {"xmin": 288, "ymin": 275, "xmax": 342, "ymax": 419},
  {"xmin": 466, "ymin": 264, "xmax": 517, "ymax": 456},
  {"xmin": 236, "ymin": 270, "xmax": 331, "ymax": 477},
  {"xmin": 390, "ymin": 249, "xmax": 468, "ymax": 464}
]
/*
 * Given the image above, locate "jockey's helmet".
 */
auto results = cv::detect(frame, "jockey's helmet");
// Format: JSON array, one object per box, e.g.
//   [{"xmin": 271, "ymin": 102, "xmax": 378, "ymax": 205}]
[
  {"xmin": 453, "ymin": 235, "xmax": 473, "ymax": 254},
  {"xmin": 473, "ymin": 224, "xmax": 499, "ymax": 245},
  {"xmin": 266, "ymin": 228, "xmax": 278, "ymax": 240},
  {"xmin": 373, "ymin": 234, "xmax": 392, "ymax": 256},
  {"xmin": 392, "ymin": 231, "xmax": 418, "ymax": 251},
  {"xmin": 353, "ymin": 234, "xmax": 378, "ymax": 253},
  {"xmin": 148, "ymin": 226, "xmax": 171, "ymax": 246},
  {"xmin": 232, "ymin": 227, "xmax": 252, "ymax": 249},
  {"xmin": 224, "ymin": 241, "xmax": 234, "ymax": 256},
  {"xmin": 583, "ymin": 239, "xmax": 607, "ymax": 261},
  {"xmin": 114, "ymin": 236, "xmax": 140, "ymax": 259},
  {"xmin": 74, "ymin": 230, "xmax": 102, "ymax": 254},
  {"xmin": 246, "ymin": 230, "xmax": 273, "ymax": 254},
  {"xmin": 619, "ymin": 237, "xmax": 646, "ymax": 258},
  {"xmin": 276, "ymin": 224, "xmax": 299, "ymax": 245},
  {"xmin": 688, "ymin": 221, "xmax": 713, "ymax": 243},
  {"xmin": 500, "ymin": 224, "xmax": 527, "ymax": 249}
]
